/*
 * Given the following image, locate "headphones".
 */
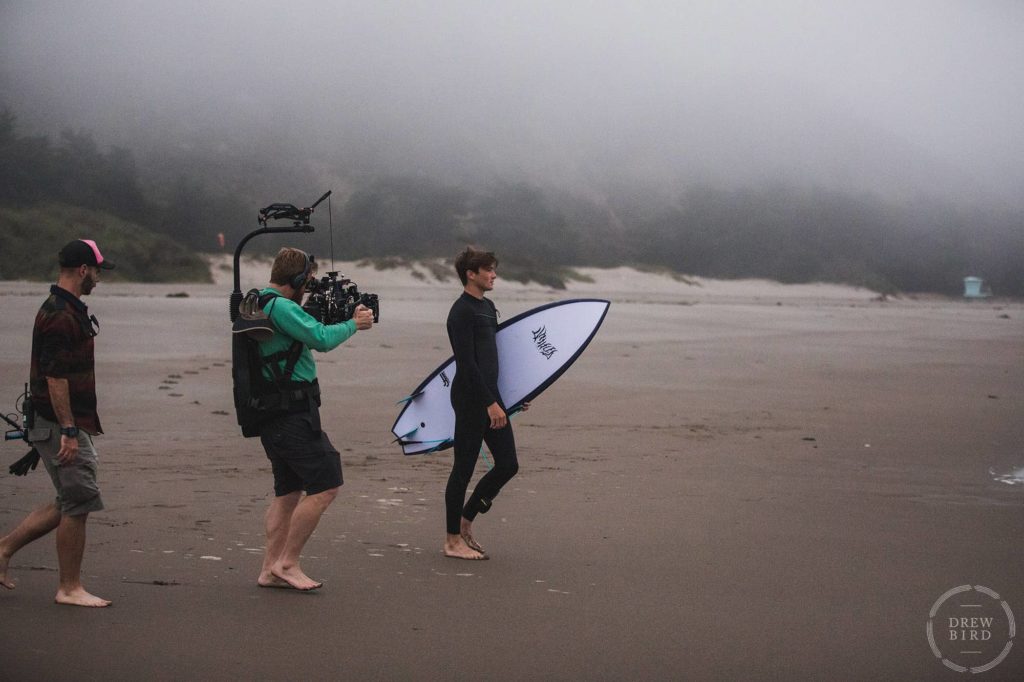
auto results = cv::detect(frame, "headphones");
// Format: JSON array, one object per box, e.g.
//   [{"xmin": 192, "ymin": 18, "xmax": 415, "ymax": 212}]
[{"xmin": 289, "ymin": 252, "xmax": 314, "ymax": 290}]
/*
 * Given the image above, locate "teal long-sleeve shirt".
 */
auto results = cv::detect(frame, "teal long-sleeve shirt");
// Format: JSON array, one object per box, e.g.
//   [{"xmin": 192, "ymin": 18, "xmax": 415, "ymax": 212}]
[{"xmin": 258, "ymin": 288, "xmax": 357, "ymax": 383}]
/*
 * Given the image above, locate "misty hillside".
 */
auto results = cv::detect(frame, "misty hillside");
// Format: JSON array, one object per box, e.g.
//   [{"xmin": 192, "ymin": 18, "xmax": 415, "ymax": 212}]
[
  {"xmin": 0, "ymin": 112, "xmax": 209, "ymax": 282},
  {"xmin": 1, "ymin": 108, "xmax": 1021, "ymax": 296}
]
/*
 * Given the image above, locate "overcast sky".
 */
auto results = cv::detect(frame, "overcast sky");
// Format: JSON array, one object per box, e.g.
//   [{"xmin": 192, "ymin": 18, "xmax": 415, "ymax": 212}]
[{"xmin": 2, "ymin": 1, "xmax": 1022, "ymax": 204}]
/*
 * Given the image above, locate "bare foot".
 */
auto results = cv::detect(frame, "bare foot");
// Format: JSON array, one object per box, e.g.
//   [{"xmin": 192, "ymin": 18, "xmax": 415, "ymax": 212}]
[
  {"xmin": 444, "ymin": 537, "xmax": 488, "ymax": 560},
  {"xmin": 55, "ymin": 587, "xmax": 111, "ymax": 608},
  {"xmin": 270, "ymin": 564, "xmax": 323, "ymax": 591},
  {"xmin": 461, "ymin": 532, "xmax": 485, "ymax": 555},
  {"xmin": 0, "ymin": 552, "xmax": 14, "ymax": 589},
  {"xmin": 257, "ymin": 573, "xmax": 296, "ymax": 590},
  {"xmin": 459, "ymin": 519, "xmax": 486, "ymax": 555}
]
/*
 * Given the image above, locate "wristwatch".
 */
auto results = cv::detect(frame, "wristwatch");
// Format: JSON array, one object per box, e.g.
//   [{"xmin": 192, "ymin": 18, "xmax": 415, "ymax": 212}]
[{"xmin": 60, "ymin": 426, "xmax": 79, "ymax": 438}]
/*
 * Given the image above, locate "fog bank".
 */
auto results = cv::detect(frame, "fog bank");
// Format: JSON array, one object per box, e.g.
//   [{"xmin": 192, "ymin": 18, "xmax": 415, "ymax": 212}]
[{"xmin": 3, "ymin": 1, "xmax": 1023, "ymax": 206}]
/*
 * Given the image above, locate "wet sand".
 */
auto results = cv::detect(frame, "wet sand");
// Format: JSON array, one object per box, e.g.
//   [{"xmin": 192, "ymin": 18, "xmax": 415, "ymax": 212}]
[{"xmin": 1, "ymin": 267, "xmax": 1022, "ymax": 680}]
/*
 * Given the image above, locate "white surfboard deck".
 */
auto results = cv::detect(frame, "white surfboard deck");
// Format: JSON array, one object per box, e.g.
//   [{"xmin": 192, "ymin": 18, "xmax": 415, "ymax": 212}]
[{"xmin": 391, "ymin": 298, "xmax": 610, "ymax": 455}]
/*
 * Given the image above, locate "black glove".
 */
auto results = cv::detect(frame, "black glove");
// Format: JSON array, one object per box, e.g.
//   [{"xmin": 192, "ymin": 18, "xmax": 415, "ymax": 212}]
[{"xmin": 9, "ymin": 448, "xmax": 40, "ymax": 476}]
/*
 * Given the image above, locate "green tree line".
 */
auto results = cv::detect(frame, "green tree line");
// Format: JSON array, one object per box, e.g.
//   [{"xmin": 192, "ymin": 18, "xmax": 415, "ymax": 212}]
[
  {"xmin": 2, "ymin": 109, "xmax": 1022, "ymax": 295},
  {"xmin": 332, "ymin": 177, "xmax": 1023, "ymax": 295},
  {"xmin": 0, "ymin": 110, "xmax": 210, "ymax": 281}
]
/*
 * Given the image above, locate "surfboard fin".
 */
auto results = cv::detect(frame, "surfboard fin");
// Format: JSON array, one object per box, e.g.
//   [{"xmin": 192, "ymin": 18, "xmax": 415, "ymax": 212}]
[
  {"xmin": 397, "ymin": 438, "xmax": 453, "ymax": 454},
  {"xmin": 425, "ymin": 439, "xmax": 454, "ymax": 453},
  {"xmin": 396, "ymin": 436, "xmax": 443, "ymax": 446},
  {"xmin": 397, "ymin": 426, "xmax": 418, "ymax": 438},
  {"xmin": 395, "ymin": 390, "xmax": 425, "ymax": 405}
]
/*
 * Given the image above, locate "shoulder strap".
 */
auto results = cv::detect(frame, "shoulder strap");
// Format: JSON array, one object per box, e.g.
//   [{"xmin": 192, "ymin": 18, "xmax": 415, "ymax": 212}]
[
  {"xmin": 262, "ymin": 292, "xmax": 291, "ymax": 330},
  {"xmin": 253, "ymin": 291, "xmax": 303, "ymax": 384},
  {"xmin": 258, "ymin": 291, "xmax": 279, "ymax": 308},
  {"xmin": 282, "ymin": 340, "xmax": 304, "ymax": 380},
  {"xmin": 262, "ymin": 340, "xmax": 303, "ymax": 383}
]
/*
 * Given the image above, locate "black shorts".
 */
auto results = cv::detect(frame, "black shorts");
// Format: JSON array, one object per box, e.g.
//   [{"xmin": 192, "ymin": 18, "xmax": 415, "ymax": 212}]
[{"xmin": 260, "ymin": 410, "xmax": 343, "ymax": 497}]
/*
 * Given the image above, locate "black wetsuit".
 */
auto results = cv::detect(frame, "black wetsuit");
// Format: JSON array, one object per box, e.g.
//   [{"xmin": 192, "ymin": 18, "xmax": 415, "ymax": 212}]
[{"xmin": 444, "ymin": 292, "xmax": 519, "ymax": 535}]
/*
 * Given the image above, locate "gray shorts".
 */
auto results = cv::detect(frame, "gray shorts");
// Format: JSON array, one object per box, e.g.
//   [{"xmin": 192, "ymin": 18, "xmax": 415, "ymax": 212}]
[{"xmin": 29, "ymin": 415, "xmax": 104, "ymax": 516}]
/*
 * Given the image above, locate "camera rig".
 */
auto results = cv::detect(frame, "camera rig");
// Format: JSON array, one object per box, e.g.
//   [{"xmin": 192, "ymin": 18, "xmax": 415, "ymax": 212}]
[
  {"xmin": 4, "ymin": 385, "xmax": 40, "ymax": 476},
  {"xmin": 230, "ymin": 191, "xmax": 327, "ymax": 323},
  {"xmin": 230, "ymin": 190, "xmax": 380, "ymax": 438},
  {"xmin": 2, "ymin": 384, "xmax": 31, "ymax": 443},
  {"xmin": 304, "ymin": 267, "xmax": 380, "ymax": 325},
  {"xmin": 229, "ymin": 190, "xmax": 380, "ymax": 324}
]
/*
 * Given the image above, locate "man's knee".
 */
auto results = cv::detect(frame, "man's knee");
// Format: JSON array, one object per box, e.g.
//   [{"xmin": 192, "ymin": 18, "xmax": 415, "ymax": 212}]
[
  {"xmin": 449, "ymin": 455, "xmax": 478, "ymax": 487},
  {"xmin": 449, "ymin": 467, "xmax": 474, "ymax": 488},
  {"xmin": 59, "ymin": 480, "xmax": 103, "ymax": 516},
  {"xmin": 308, "ymin": 486, "xmax": 339, "ymax": 508},
  {"xmin": 498, "ymin": 459, "xmax": 519, "ymax": 480}
]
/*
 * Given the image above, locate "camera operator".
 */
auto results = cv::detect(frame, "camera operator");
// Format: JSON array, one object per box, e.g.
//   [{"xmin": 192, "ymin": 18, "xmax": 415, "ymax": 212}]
[{"xmin": 254, "ymin": 247, "xmax": 373, "ymax": 591}]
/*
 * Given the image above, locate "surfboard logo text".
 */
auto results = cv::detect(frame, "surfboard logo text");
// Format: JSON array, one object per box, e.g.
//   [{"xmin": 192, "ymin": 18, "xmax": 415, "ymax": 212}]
[{"xmin": 532, "ymin": 326, "xmax": 558, "ymax": 360}]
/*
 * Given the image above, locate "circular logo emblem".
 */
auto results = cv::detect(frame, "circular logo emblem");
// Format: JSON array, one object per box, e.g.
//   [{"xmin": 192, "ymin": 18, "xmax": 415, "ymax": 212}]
[{"xmin": 927, "ymin": 585, "xmax": 1015, "ymax": 673}]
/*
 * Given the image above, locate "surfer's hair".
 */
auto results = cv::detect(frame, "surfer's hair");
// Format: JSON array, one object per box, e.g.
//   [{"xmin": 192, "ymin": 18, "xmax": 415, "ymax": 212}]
[
  {"xmin": 454, "ymin": 246, "xmax": 498, "ymax": 285},
  {"xmin": 270, "ymin": 247, "xmax": 315, "ymax": 286}
]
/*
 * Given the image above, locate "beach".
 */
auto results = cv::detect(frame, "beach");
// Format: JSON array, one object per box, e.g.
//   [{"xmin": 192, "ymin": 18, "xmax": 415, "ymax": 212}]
[{"xmin": 1, "ymin": 264, "xmax": 1022, "ymax": 680}]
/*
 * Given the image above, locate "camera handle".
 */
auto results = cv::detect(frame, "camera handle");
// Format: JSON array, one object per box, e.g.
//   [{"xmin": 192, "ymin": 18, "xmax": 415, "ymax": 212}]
[{"xmin": 230, "ymin": 224, "xmax": 315, "ymax": 322}]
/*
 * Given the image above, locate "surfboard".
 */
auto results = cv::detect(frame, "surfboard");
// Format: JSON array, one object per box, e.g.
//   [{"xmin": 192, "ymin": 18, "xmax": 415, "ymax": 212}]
[{"xmin": 391, "ymin": 298, "xmax": 610, "ymax": 455}]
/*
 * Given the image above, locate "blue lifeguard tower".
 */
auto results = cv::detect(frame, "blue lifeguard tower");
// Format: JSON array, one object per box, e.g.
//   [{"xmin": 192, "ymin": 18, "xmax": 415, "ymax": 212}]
[{"xmin": 963, "ymin": 277, "xmax": 990, "ymax": 299}]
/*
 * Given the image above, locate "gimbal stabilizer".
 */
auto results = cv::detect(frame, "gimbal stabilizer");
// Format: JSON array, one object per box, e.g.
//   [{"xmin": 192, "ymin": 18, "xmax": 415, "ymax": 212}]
[{"xmin": 228, "ymin": 190, "xmax": 331, "ymax": 322}]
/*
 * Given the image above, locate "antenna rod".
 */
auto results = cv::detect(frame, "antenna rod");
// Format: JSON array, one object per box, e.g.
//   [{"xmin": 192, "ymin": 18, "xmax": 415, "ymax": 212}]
[{"xmin": 328, "ymin": 192, "xmax": 335, "ymax": 271}]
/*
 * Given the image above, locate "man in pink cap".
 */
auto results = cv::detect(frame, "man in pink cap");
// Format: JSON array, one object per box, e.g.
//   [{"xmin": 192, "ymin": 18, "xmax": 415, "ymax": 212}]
[{"xmin": 0, "ymin": 239, "xmax": 114, "ymax": 607}]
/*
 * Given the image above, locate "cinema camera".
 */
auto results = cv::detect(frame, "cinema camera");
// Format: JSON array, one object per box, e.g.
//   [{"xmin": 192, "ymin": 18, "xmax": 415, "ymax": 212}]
[{"xmin": 303, "ymin": 267, "xmax": 380, "ymax": 325}]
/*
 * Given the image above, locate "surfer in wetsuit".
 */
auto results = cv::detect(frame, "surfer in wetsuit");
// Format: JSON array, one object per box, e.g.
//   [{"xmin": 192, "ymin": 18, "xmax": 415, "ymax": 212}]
[{"xmin": 444, "ymin": 247, "xmax": 526, "ymax": 560}]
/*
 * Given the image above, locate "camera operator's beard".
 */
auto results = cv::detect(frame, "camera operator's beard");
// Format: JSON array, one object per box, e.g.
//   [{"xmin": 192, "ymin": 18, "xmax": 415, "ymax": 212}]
[
  {"xmin": 81, "ymin": 273, "xmax": 97, "ymax": 295},
  {"xmin": 290, "ymin": 287, "xmax": 305, "ymax": 304}
]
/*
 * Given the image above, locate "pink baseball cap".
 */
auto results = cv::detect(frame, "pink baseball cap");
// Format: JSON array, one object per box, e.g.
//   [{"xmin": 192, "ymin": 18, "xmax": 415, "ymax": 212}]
[{"xmin": 58, "ymin": 239, "xmax": 116, "ymax": 270}]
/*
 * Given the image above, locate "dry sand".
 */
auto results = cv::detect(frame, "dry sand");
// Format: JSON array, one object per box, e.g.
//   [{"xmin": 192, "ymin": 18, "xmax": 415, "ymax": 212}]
[{"xmin": 1, "ymin": 264, "xmax": 1022, "ymax": 680}]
